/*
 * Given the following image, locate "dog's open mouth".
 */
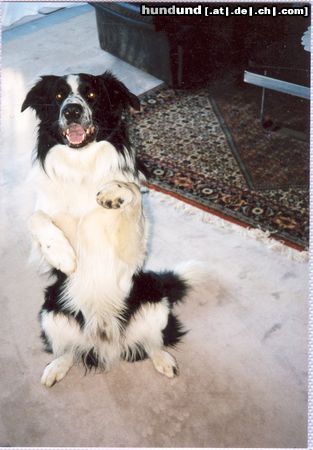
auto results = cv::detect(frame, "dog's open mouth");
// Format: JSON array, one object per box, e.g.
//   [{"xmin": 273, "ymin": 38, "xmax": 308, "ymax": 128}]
[{"xmin": 62, "ymin": 123, "xmax": 96, "ymax": 147}]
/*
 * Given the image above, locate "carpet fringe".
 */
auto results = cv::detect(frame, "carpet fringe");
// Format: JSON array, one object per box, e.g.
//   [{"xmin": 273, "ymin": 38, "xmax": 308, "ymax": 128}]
[{"xmin": 148, "ymin": 189, "xmax": 309, "ymax": 263}]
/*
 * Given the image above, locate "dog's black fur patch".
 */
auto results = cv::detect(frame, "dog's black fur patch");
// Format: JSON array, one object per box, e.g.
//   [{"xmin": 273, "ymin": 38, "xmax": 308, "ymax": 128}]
[{"xmin": 40, "ymin": 269, "xmax": 85, "ymax": 328}]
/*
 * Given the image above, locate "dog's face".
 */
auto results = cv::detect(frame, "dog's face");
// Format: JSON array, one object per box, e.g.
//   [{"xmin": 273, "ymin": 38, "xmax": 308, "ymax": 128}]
[{"xmin": 21, "ymin": 72, "xmax": 140, "ymax": 150}]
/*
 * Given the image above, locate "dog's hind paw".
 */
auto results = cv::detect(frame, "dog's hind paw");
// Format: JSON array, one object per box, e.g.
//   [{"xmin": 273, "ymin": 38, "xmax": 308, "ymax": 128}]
[
  {"xmin": 150, "ymin": 350, "xmax": 179, "ymax": 378},
  {"xmin": 96, "ymin": 181, "xmax": 135, "ymax": 209},
  {"xmin": 41, "ymin": 355, "xmax": 73, "ymax": 387}
]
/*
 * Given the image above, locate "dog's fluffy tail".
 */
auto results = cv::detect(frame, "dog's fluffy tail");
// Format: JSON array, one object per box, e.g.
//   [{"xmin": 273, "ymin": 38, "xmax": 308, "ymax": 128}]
[
  {"xmin": 175, "ymin": 260, "xmax": 208, "ymax": 288},
  {"xmin": 129, "ymin": 261, "xmax": 208, "ymax": 307},
  {"xmin": 159, "ymin": 260, "xmax": 208, "ymax": 306}
]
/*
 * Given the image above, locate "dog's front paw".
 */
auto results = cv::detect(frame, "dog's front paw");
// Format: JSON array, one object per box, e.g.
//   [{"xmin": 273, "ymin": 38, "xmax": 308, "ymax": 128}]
[
  {"xmin": 96, "ymin": 181, "xmax": 135, "ymax": 209},
  {"xmin": 40, "ymin": 240, "xmax": 76, "ymax": 275},
  {"xmin": 151, "ymin": 350, "xmax": 179, "ymax": 378}
]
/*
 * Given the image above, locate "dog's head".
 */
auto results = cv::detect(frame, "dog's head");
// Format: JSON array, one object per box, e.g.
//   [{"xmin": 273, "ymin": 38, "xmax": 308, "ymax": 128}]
[{"xmin": 21, "ymin": 72, "xmax": 140, "ymax": 160}]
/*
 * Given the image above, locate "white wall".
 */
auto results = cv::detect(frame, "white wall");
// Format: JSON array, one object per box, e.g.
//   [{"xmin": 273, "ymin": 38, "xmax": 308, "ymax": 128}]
[{"xmin": 2, "ymin": 2, "xmax": 83, "ymax": 28}]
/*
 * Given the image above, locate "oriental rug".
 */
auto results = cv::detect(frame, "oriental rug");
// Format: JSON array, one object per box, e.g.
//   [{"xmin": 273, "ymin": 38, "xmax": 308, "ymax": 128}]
[{"xmin": 130, "ymin": 84, "xmax": 309, "ymax": 250}]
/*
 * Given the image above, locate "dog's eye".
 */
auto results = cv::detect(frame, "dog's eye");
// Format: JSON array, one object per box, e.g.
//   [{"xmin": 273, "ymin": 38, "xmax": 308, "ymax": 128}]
[
  {"xmin": 55, "ymin": 93, "xmax": 63, "ymax": 101},
  {"xmin": 87, "ymin": 91, "xmax": 96, "ymax": 100}
]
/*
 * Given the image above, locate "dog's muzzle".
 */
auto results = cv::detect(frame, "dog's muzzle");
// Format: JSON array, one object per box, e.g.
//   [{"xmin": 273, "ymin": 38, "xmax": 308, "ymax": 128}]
[{"xmin": 60, "ymin": 102, "xmax": 96, "ymax": 148}]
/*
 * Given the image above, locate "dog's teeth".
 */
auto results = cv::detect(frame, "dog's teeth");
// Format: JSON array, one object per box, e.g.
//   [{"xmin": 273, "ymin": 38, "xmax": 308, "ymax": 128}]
[{"xmin": 86, "ymin": 128, "xmax": 90, "ymax": 135}]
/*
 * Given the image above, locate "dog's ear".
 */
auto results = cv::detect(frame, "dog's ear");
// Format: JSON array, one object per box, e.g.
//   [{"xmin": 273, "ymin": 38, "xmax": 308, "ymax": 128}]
[
  {"xmin": 21, "ymin": 76, "xmax": 59, "ymax": 112},
  {"xmin": 99, "ymin": 71, "xmax": 141, "ymax": 112}
]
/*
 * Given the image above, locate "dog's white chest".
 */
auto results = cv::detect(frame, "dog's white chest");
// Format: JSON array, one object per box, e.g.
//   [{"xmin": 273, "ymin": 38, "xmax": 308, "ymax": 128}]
[
  {"xmin": 33, "ymin": 141, "xmax": 136, "ymax": 217},
  {"xmin": 38, "ymin": 176, "xmax": 99, "ymax": 217}
]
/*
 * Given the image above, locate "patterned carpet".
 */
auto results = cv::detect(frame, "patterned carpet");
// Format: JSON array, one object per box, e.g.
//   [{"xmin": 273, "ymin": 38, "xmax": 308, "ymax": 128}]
[{"xmin": 130, "ymin": 81, "xmax": 309, "ymax": 250}]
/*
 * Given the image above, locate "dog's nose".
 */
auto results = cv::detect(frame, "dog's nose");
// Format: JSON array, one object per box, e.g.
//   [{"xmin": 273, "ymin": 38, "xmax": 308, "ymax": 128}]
[{"xmin": 62, "ymin": 103, "xmax": 83, "ymax": 122}]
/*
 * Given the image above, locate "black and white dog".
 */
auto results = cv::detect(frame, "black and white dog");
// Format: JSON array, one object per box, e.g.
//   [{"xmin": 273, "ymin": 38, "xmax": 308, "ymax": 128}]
[{"xmin": 22, "ymin": 72, "xmax": 204, "ymax": 387}]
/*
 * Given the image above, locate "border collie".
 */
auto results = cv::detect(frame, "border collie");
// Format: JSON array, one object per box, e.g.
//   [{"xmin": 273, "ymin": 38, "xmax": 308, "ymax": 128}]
[{"xmin": 22, "ymin": 72, "xmax": 204, "ymax": 387}]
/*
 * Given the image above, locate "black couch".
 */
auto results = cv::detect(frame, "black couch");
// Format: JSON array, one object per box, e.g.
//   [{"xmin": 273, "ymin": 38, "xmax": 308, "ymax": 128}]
[{"xmin": 91, "ymin": 2, "xmax": 310, "ymax": 88}]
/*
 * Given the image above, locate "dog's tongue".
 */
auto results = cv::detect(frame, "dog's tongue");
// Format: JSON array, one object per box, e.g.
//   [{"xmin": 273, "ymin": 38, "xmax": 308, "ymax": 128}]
[{"xmin": 66, "ymin": 123, "xmax": 85, "ymax": 145}]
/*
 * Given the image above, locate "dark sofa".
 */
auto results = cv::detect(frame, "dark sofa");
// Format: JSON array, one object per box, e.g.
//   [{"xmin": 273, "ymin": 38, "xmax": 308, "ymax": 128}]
[{"xmin": 91, "ymin": 2, "xmax": 310, "ymax": 88}]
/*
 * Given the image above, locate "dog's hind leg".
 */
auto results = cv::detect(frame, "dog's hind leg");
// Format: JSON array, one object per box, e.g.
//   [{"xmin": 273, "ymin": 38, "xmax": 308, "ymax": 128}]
[
  {"xmin": 149, "ymin": 349, "xmax": 179, "ymax": 378},
  {"xmin": 40, "ymin": 310, "xmax": 81, "ymax": 387},
  {"xmin": 124, "ymin": 300, "xmax": 179, "ymax": 378}
]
